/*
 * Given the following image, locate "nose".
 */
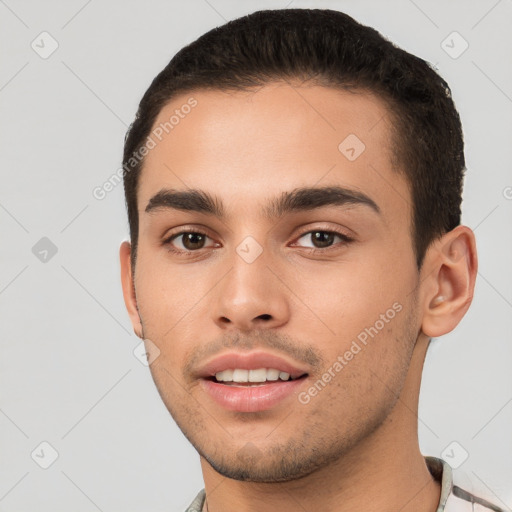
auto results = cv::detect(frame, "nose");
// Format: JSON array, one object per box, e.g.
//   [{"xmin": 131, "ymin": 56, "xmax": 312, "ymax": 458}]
[{"xmin": 211, "ymin": 248, "xmax": 290, "ymax": 332}]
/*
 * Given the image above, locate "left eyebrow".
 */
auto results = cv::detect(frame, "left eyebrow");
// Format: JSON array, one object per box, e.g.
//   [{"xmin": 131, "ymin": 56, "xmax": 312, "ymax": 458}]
[
  {"xmin": 144, "ymin": 185, "xmax": 381, "ymax": 219},
  {"xmin": 264, "ymin": 185, "xmax": 381, "ymax": 219}
]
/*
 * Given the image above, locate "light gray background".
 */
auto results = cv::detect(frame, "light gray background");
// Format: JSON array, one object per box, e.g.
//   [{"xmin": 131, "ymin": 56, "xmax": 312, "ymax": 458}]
[{"xmin": 1, "ymin": 0, "xmax": 511, "ymax": 510}]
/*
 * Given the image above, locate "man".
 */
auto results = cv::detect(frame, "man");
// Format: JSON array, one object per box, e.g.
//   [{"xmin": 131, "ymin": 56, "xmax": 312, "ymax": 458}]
[{"xmin": 119, "ymin": 8, "xmax": 506, "ymax": 512}]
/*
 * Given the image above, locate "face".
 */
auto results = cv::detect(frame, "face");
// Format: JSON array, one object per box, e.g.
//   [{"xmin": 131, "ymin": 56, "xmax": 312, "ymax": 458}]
[{"xmin": 124, "ymin": 82, "xmax": 424, "ymax": 482}]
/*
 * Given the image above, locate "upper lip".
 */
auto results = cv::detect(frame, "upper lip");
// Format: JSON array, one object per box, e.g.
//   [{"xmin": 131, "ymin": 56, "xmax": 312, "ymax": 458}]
[{"xmin": 196, "ymin": 351, "xmax": 309, "ymax": 379}]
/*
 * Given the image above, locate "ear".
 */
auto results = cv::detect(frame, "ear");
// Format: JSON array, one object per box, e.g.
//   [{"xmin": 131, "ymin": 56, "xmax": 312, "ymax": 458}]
[
  {"xmin": 420, "ymin": 225, "xmax": 478, "ymax": 338},
  {"xmin": 120, "ymin": 241, "xmax": 143, "ymax": 338}
]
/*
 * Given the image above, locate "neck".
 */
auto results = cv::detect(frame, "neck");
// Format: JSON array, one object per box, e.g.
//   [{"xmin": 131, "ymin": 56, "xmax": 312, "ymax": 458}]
[{"xmin": 200, "ymin": 334, "xmax": 441, "ymax": 512}]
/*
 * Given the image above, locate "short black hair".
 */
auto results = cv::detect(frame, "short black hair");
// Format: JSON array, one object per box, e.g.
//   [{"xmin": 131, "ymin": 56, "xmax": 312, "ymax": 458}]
[{"xmin": 122, "ymin": 8, "xmax": 465, "ymax": 271}]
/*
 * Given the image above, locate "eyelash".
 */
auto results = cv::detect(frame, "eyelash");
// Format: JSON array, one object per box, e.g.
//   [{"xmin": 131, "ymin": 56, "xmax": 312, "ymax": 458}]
[{"xmin": 162, "ymin": 227, "xmax": 354, "ymax": 257}]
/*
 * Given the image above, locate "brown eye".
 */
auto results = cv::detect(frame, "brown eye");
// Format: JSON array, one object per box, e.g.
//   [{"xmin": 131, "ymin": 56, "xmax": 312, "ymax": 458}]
[
  {"xmin": 295, "ymin": 230, "xmax": 352, "ymax": 250},
  {"xmin": 310, "ymin": 231, "xmax": 336, "ymax": 248},
  {"xmin": 179, "ymin": 232, "xmax": 207, "ymax": 250},
  {"xmin": 164, "ymin": 230, "xmax": 217, "ymax": 253}
]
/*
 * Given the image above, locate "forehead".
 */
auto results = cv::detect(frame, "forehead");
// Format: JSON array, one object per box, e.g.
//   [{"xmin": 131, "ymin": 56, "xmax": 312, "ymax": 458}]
[{"xmin": 137, "ymin": 82, "xmax": 410, "ymax": 226}]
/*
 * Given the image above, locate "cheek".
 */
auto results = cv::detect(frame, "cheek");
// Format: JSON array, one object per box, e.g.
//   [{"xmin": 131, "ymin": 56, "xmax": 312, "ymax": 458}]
[
  {"xmin": 288, "ymin": 256, "xmax": 407, "ymax": 337},
  {"xmin": 299, "ymin": 304, "xmax": 414, "ymax": 432},
  {"xmin": 289, "ymin": 259, "xmax": 414, "ymax": 392},
  {"xmin": 135, "ymin": 255, "xmax": 212, "ymax": 329}
]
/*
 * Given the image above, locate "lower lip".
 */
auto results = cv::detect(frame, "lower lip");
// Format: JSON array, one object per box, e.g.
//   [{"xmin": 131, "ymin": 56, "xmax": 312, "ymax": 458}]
[{"xmin": 200, "ymin": 378, "xmax": 306, "ymax": 412}]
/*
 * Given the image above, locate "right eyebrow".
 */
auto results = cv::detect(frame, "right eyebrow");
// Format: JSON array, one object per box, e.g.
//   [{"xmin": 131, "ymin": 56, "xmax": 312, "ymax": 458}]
[{"xmin": 145, "ymin": 188, "xmax": 223, "ymax": 217}]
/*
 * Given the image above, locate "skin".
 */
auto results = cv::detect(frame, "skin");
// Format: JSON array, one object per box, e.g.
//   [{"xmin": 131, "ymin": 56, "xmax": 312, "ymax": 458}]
[{"xmin": 120, "ymin": 81, "xmax": 477, "ymax": 512}]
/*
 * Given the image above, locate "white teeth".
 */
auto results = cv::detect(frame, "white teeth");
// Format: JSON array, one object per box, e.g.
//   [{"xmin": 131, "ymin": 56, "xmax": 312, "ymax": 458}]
[
  {"xmin": 266, "ymin": 368, "xmax": 280, "ymax": 381},
  {"xmin": 249, "ymin": 368, "xmax": 267, "ymax": 382},
  {"xmin": 214, "ymin": 368, "xmax": 297, "ymax": 383},
  {"xmin": 215, "ymin": 369, "xmax": 233, "ymax": 382},
  {"xmin": 232, "ymin": 369, "xmax": 249, "ymax": 382}
]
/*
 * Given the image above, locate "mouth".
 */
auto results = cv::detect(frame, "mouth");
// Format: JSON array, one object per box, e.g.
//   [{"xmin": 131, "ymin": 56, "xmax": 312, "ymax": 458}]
[
  {"xmin": 196, "ymin": 351, "xmax": 310, "ymax": 412},
  {"xmin": 200, "ymin": 368, "xmax": 308, "ymax": 413},
  {"xmin": 205, "ymin": 367, "xmax": 308, "ymax": 386}
]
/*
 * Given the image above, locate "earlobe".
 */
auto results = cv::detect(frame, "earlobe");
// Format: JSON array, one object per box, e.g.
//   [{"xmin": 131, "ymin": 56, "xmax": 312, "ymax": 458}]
[
  {"xmin": 421, "ymin": 226, "xmax": 478, "ymax": 338},
  {"xmin": 120, "ymin": 240, "xmax": 143, "ymax": 338}
]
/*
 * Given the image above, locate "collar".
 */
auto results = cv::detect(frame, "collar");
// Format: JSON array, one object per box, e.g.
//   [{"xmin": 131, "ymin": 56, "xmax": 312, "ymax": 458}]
[{"xmin": 424, "ymin": 456, "xmax": 453, "ymax": 511}]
